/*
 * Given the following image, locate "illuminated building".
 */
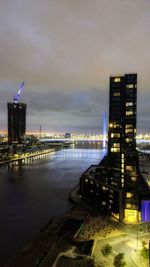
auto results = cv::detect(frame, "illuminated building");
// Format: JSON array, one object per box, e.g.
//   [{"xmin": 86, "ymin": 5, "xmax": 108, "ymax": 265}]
[
  {"xmin": 7, "ymin": 102, "xmax": 26, "ymax": 143},
  {"xmin": 108, "ymin": 74, "xmax": 139, "ymax": 222},
  {"xmin": 79, "ymin": 74, "xmax": 150, "ymax": 223}
]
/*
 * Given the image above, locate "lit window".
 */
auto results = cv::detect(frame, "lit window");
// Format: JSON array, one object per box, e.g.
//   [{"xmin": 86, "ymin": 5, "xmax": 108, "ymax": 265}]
[
  {"xmin": 125, "ymin": 138, "xmax": 132, "ymax": 143},
  {"xmin": 90, "ymin": 181, "xmax": 93, "ymax": 185},
  {"xmin": 134, "ymin": 129, "xmax": 136, "ymax": 133},
  {"xmin": 126, "ymin": 102, "xmax": 133, "ymax": 107},
  {"xmin": 111, "ymin": 148, "xmax": 120, "ymax": 152},
  {"xmin": 126, "ymin": 192, "xmax": 133, "ymax": 198},
  {"xmin": 111, "ymin": 133, "xmax": 120, "ymax": 138},
  {"xmin": 114, "ymin": 92, "xmax": 120, "ymax": 96},
  {"xmin": 125, "ymin": 129, "xmax": 133, "ymax": 133},
  {"xmin": 126, "ymin": 84, "xmax": 134, "ymax": 88},
  {"xmin": 126, "ymin": 204, "xmax": 131, "ymax": 208},
  {"xmin": 125, "ymin": 124, "xmax": 133, "ymax": 129},
  {"xmin": 131, "ymin": 176, "xmax": 136, "ymax": 181},
  {"xmin": 124, "ymin": 209, "xmax": 138, "ymax": 223},
  {"xmin": 109, "ymin": 123, "xmax": 113, "ymax": 128},
  {"xmin": 121, "ymin": 168, "xmax": 124, "ymax": 173},
  {"xmin": 126, "ymin": 111, "xmax": 133, "ymax": 116},
  {"xmin": 122, "ymin": 154, "xmax": 124, "ymax": 159},
  {"xmin": 114, "ymin": 77, "xmax": 121, "ymax": 82},
  {"xmin": 85, "ymin": 179, "xmax": 88, "ymax": 183},
  {"xmin": 121, "ymin": 164, "xmax": 124, "ymax": 168},
  {"xmin": 126, "ymin": 166, "xmax": 133, "ymax": 171},
  {"xmin": 113, "ymin": 143, "xmax": 120, "ymax": 148}
]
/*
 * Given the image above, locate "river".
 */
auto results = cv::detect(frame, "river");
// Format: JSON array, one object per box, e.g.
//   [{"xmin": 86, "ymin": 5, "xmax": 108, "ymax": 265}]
[{"xmin": 0, "ymin": 144, "xmax": 106, "ymax": 265}]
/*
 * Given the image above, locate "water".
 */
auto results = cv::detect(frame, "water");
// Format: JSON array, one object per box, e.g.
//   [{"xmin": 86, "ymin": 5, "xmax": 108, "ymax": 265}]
[{"xmin": 0, "ymin": 146, "xmax": 105, "ymax": 265}]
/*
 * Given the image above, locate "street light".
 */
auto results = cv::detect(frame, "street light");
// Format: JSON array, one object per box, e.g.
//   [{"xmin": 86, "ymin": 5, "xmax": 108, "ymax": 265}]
[{"xmin": 148, "ymin": 240, "xmax": 150, "ymax": 267}]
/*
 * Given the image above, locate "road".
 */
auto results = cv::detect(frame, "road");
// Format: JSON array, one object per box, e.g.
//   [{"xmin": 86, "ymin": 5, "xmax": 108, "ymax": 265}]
[{"xmin": 93, "ymin": 224, "xmax": 150, "ymax": 267}]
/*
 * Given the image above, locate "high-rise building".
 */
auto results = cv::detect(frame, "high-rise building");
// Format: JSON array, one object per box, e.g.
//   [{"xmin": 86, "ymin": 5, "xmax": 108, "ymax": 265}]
[
  {"xmin": 79, "ymin": 73, "xmax": 150, "ymax": 223},
  {"xmin": 108, "ymin": 74, "xmax": 139, "ymax": 222},
  {"xmin": 8, "ymin": 102, "xmax": 26, "ymax": 143}
]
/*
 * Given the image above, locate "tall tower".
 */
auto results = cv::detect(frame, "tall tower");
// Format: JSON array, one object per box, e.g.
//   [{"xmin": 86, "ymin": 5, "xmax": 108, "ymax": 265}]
[
  {"xmin": 108, "ymin": 74, "xmax": 139, "ymax": 222},
  {"xmin": 8, "ymin": 82, "xmax": 26, "ymax": 143},
  {"xmin": 8, "ymin": 103, "xmax": 26, "ymax": 143}
]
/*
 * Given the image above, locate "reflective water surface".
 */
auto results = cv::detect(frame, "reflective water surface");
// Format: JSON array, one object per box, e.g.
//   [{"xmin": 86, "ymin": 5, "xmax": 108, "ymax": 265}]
[{"xmin": 0, "ymin": 147, "xmax": 105, "ymax": 264}]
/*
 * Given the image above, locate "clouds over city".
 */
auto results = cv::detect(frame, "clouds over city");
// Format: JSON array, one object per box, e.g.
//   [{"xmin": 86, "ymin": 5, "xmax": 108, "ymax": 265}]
[{"xmin": 0, "ymin": 0, "xmax": 150, "ymax": 132}]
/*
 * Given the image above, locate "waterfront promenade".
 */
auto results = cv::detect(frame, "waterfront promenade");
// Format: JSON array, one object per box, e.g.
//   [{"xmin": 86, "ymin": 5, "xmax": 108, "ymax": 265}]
[{"xmin": 0, "ymin": 147, "xmax": 59, "ymax": 166}]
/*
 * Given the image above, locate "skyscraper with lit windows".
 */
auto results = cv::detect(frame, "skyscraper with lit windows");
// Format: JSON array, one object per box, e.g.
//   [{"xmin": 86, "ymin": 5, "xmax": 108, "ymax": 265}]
[
  {"xmin": 79, "ymin": 73, "xmax": 150, "ymax": 223},
  {"xmin": 108, "ymin": 74, "xmax": 139, "ymax": 222}
]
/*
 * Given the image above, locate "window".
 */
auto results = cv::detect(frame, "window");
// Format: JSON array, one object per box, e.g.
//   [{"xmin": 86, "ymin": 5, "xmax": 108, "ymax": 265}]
[
  {"xmin": 126, "ymin": 192, "xmax": 133, "ymax": 198},
  {"xmin": 126, "ymin": 102, "xmax": 133, "ymax": 107},
  {"xmin": 114, "ymin": 92, "xmax": 120, "ymax": 97},
  {"xmin": 114, "ymin": 77, "xmax": 121, "ymax": 82},
  {"xmin": 126, "ymin": 111, "xmax": 133, "ymax": 116},
  {"xmin": 113, "ymin": 143, "xmax": 120, "ymax": 148},
  {"xmin": 111, "ymin": 148, "xmax": 120, "ymax": 152},
  {"xmin": 125, "ymin": 124, "xmax": 133, "ymax": 129},
  {"xmin": 125, "ymin": 138, "xmax": 132, "ymax": 143},
  {"xmin": 126, "ymin": 204, "xmax": 132, "ymax": 208},
  {"xmin": 125, "ymin": 129, "xmax": 133, "ymax": 133},
  {"xmin": 131, "ymin": 176, "xmax": 137, "ymax": 181},
  {"xmin": 126, "ymin": 166, "xmax": 133, "ymax": 171},
  {"xmin": 112, "ymin": 123, "xmax": 120, "ymax": 129},
  {"xmin": 126, "ymin": 84, "xmax": 134, "ymax": 88},
  {"xmin": 111, "ymin": 133, "xmax": 120, "ymax": 138}
]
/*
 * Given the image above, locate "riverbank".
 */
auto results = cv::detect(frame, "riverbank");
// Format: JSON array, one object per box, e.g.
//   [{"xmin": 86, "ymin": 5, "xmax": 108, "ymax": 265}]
[
  {"xmin": 5, "ymin": 206, "xmax": 93, "ymax": 267},
  {"xmin": 0, "ymin": 147, "xmax": 60, "ymax": 166}
]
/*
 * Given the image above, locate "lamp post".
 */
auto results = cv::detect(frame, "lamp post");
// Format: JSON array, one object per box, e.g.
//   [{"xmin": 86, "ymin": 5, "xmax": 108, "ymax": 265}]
[{"xmin": 148, "ymin": 240, "xmax": 150, "ymax": 267}]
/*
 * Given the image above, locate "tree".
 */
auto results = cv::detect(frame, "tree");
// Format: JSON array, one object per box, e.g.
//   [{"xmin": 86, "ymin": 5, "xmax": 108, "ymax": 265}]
[
  {"xmin": 140, "ymin": 240, "xmax": 148, "ymax": 259},
  {"xmin": 113, "ymin": 253, "xmax": 126, "ymax": 267},
  {"xmin": 141, "ymin": 240, "xmax": 147, "ymax": 248},
  {"xmin": 101, "ymin": 244, "xmax": 112, "ymax": 257}
]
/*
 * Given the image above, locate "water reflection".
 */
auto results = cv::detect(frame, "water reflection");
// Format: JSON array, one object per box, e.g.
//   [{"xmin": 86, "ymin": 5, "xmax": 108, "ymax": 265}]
[{"xmin": 0, "ymin": 146, "xmax": 106, "ymax": 265}]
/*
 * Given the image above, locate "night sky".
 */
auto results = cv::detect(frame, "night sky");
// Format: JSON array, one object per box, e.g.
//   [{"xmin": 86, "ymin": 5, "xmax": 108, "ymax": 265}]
[{"xmin": 0, "ymin": 0, "xmax": 150, "ymax": 133}]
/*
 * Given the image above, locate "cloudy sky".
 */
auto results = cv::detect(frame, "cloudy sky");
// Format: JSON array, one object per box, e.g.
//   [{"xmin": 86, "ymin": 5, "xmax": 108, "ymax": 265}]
[{"xmin": 0, "ymin": 0, "xmax": 150, "ymax": 133}]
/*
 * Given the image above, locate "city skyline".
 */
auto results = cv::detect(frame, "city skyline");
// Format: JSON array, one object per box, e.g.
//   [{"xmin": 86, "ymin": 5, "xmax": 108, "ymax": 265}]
[{"xmin": 0, "ymin": 0, "xmax": 150, "ymax": 132}]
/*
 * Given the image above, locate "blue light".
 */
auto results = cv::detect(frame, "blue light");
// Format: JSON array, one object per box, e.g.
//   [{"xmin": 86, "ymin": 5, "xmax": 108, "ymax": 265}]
[
  {"xmin": 103, "ymin": 112, "xmax": 107, "ymax": 149},
  {"xmin": 13, "ymin": 81, "xmax": 25, "ymax": 103},
  {"xmin": 141, "ymin": 200, "xmax": 150, "ymax": 222}
]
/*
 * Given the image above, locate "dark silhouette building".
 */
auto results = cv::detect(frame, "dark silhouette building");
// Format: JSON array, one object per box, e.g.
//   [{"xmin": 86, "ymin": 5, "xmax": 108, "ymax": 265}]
[
  {"xmin": 108, "ymin": 74, "xmax": 139, "ymax": 222},
  {"xmin": 7, "ymin": 102, "xmax": 26, "ymax": 143},
  {"xmin": 79, "ymin": 74, "xmax": 150, "ymax": 223}
]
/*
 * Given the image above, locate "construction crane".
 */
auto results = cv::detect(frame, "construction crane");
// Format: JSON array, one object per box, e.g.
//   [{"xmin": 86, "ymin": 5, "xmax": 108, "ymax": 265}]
[{"xmin": 13, "ymin": 81, "xmax": 25, "ymax": 103}]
